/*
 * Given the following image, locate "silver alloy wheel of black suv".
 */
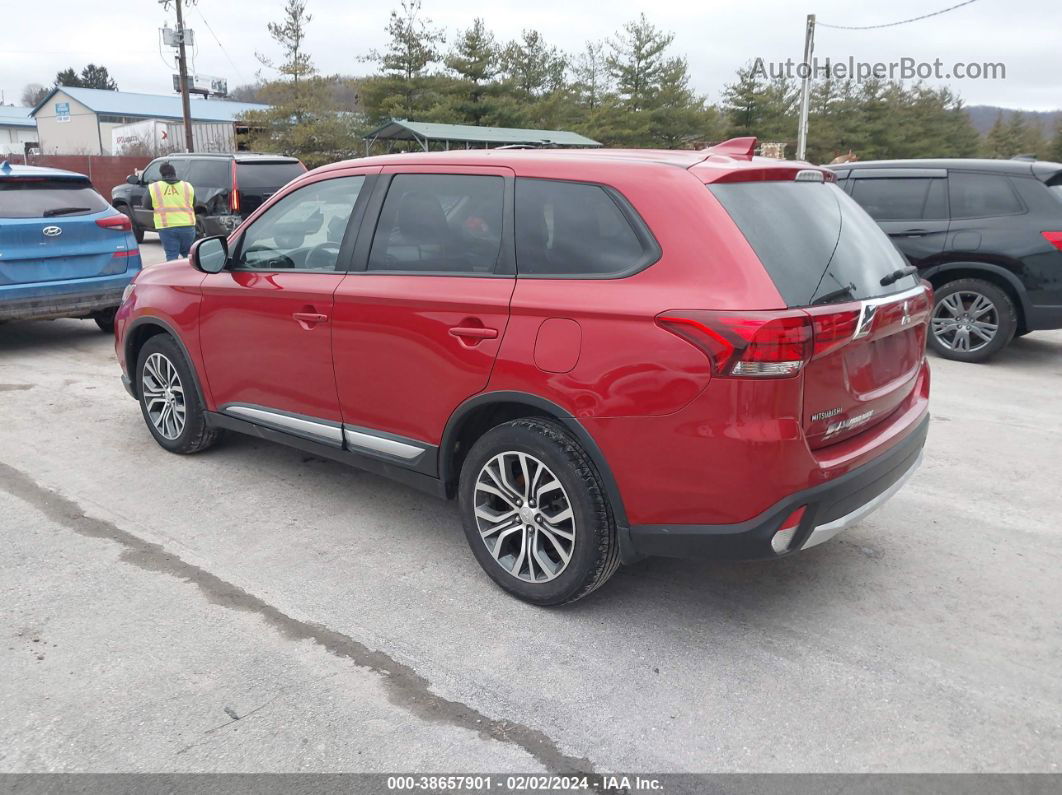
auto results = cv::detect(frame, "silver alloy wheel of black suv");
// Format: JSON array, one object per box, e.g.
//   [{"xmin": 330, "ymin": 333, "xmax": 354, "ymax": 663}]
[{"xmin": 931, "ymin": 290, "xmax": 999, "ymax": 353}]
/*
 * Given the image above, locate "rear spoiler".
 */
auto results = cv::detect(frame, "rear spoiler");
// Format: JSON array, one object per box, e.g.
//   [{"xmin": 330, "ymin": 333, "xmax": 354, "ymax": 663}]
[
  {"xmin": 1031, "ymin": 160, "xmax": 1062, "ymax": 184},
  {"xmin": 690, "ymin": 137, "xmax": 836, "ymax": 184}
]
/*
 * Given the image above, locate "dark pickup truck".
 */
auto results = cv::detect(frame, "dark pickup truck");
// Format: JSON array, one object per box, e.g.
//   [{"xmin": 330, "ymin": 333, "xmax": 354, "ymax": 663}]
[{"xmin": 110, "ymin": 153, "xmax": 305, "ymax": 242}]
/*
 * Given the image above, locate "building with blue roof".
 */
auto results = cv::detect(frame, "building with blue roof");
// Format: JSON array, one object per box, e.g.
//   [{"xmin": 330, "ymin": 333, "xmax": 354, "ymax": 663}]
[
  {"xmin": 30, "ymin": 86, "xmax": 269, "ymax": 155},
  {"xmin": 0, "ymin": 106, "xmax": 37, "ymax": 154}
]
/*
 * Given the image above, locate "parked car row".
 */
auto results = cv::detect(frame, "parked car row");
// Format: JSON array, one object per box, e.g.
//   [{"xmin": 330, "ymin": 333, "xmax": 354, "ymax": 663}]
[{"xmin": 5, "ymin": 142, "xmax": 1060, "ymax": 603}]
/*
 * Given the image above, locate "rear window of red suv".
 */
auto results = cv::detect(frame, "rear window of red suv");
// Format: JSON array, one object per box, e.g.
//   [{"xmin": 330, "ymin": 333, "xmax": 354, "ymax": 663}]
[{"xmin": 708, "ymin": 181, "xmax": 917, "ymax": 306}]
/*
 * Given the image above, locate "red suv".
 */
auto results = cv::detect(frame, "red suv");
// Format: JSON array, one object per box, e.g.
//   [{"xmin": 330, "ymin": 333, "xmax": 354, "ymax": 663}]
[{"xmin": 114, "ymin": 138, "xmax": 931, "ymax": 605}]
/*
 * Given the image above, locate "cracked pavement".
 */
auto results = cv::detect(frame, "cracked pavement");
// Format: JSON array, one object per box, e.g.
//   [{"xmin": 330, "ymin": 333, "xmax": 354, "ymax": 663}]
[{"xmin": 1, "ymin": 246, "xmax": 1060, "ymax": 772}]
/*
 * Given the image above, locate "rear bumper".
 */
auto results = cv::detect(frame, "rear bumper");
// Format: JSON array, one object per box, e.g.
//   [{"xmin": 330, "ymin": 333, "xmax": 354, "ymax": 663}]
[
  {"xmin": 1025, "ymin": 303, "xmax": 1062, "ymax": 331},
  {"xmin": 0, "ymin": 285, "xmax": 127, "ymax": 322},
  {"xmin": 627, "ymin": 412, "xmax": 929, "ymax": 560}
]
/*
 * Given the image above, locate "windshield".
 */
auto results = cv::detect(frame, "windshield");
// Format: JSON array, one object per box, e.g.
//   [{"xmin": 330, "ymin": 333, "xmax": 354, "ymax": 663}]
[
  {"xmin": 708, "ymin": 181, "xmax": 917, "ymax": 306},
  {"xmin": 0, "ymin": 178, "xmax": 109, "ymax": 219}
]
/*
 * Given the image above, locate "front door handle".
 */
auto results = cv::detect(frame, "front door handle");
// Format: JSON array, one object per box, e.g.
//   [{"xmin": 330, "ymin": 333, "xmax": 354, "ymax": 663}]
[
  {"xmin": 897, "ymin": 229, "xmax": 929, "ymax": 237},
  {"xmin": 449, "ymin": 326, "xmax": 498, "ymax": 340},
  {"xmin": 293, "ymin": 311, "xmax": 328, "ymax": 329}
]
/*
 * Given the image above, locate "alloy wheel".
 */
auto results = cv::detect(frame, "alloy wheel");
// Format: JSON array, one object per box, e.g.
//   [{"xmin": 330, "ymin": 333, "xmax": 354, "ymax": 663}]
[
  {"xmin": 141, "ymin": 352, "xmax": 186, "ymax": 440},
  {"xmin": 931, "ymin": 291, "xmax": 999, "ymax": 353},
  {"xmin": 473, "ymin": 451, "xmax": 576, "ymax": 583}
]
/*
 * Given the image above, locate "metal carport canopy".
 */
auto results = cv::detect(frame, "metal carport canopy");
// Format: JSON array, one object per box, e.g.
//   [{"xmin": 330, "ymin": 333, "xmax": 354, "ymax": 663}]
[{"xmin": 363, "ymin": 119, "xmax": 602, "ymax": 152}]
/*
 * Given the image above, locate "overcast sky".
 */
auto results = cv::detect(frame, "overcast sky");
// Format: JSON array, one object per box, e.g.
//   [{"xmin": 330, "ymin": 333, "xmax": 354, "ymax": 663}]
[{"xmin": 3, "ymin": 0, "xmax": 1060, "ymax": 111}]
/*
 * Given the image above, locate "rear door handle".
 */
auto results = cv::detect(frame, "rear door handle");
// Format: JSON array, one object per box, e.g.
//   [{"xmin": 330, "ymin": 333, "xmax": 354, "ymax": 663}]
[
  {"xmin": 293, "ymin": 311, "xmax": 328, "ymax": 328},
  {"xmin": 897, "ymin": 229, "xmax": 929, "ymax": 237}
]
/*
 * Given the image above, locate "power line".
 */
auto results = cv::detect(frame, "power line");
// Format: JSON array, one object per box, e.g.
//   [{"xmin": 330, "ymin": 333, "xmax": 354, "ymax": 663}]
[
  {"xmin": 818, "ymin": 0, "xmax": 980, "ymax": 30},
  {"xmin": 194, "ymin": 7, "xmax": 247, "ymax": 81}
]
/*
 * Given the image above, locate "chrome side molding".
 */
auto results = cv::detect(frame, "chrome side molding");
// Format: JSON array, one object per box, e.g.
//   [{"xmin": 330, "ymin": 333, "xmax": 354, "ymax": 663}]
[
  {"xmin": 223, "ymin": 404, "xmax": 343, "ymax": 446},
  {"xmin": 343, "ymin": 427, "xmax": 428, "ymax": 463},
  {"xmin": 222, "ymin": 404, "xmax": 428, "ymax": 463}
]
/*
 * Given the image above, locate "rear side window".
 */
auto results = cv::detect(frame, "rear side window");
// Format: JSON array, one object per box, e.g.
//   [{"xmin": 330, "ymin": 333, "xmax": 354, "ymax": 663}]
[
  {"xmin": 0, "ymin": 178, "xmax": 109, "ymax": 218},
  {"xmin": 186, "ymin": 159, "xmax": 232, "ymax": 189},
  {"xmin": 367, "ymin": 174, "xmax": 504, "ymax": 273},
  {"xmin": 515, "ymin": 178, "xmax": 655, "ymax": 276},
  {"xmin": 850, "ymin": 177, "xmax": 946, "ymax": 220},
  {"xmin": 235, "ymin": 162, "xmax": 306, "ymax": 190},
  {"xmin": 949, "ymin": 172, "xmax": 1024, "ymax": 218},
  {"xmin": 709, "ymin": 181, "xmax": 915, "ymax": 306}
]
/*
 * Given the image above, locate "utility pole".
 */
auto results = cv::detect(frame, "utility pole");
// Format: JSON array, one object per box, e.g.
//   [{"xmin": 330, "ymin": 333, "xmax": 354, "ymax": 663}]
[
  {"xmin": 796, "ymin": 13, "xmax": 816, "ymax": 162},
  {"xmin": 163, "ymin": 0, "xmax": 195, "ymax": 152}
]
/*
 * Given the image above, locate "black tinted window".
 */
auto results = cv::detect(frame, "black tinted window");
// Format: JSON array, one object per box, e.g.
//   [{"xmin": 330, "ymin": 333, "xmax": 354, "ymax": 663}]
[
  {"xmin": 0, "ymin": 178, "xmax": 109, "ymax": 218},
  {"xmin": 949, "ymin": 172, "xmax": 1023, "ymax": 218},
  {"xmin": 850, "ymin": 177, "xmax": 944, "ymax": 220},
  {"xmin": 368, "ymin": 174, "xmax": 504, "ymax": 273},
  {"xmin": 515, "ymin": 179, "xmax": 649, "ymax": 276},
  {"xmin": 235, "ymin": 162, "xmax": 306, "ymax": 189},
  {"xmin": 709, "ymin": 181, "xmax": 915, "ymax": 306},
  {"xmin": 186, "ymin": 159, "xmax": 232, "ymax": 189}
]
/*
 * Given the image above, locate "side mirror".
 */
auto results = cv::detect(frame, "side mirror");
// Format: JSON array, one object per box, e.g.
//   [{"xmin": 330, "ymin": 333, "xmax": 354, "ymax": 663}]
[
  {"xmin": 190, "ymin": 235, "xmax": 229, "ymax": 274},
  {"xmin": 126, "ymin": 174, "xmax": 140, "ymax": 185}
]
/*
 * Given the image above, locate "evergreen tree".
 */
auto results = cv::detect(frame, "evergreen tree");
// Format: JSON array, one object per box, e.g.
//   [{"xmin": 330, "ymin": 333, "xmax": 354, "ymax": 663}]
[
  {"xmin": 258, "ymin": 0, "xmax": 315, "ymax": 88},
  {"xmin": 983, "ymin": 111, "xmax": 1010, "ymax": 158},
  {"xmin": 572, "ymin": 41, "xmax": 610, "ymax": 113},
  {"xmin": 500, "ymin": 30, "xmax": 567, "ymax": 97},
  {"xmin": 54, "ymin": 64, "xmax": 117, "ymax": 90},
  {"xmin": 607, "ymin": 14, "xmax": 671, "ymax": 113},
  {"xmin": 1047, "ymin": 120, "xmax": 1062, "ymax": 163}
]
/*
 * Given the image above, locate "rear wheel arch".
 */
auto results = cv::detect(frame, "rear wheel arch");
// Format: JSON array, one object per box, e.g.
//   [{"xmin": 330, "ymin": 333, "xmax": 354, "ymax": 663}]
[
  {"xmin": 923, "ymin": 262, "xmax": 1028, "ymax": 332},
  {"xmin": 439, "ymin": 392, "xmax": 630, "ymax": 532}
]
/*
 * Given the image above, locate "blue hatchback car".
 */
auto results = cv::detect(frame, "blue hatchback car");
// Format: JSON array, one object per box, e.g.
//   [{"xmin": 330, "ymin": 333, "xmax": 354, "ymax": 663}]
[{"xmin": 0, "ymin": 161, "xmax": 142, "ymax": 332}]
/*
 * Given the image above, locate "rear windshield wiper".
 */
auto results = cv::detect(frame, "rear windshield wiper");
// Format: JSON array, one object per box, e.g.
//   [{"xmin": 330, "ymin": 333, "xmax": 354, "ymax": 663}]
[
  {"xmin": 42, "ymin": 206, "xmax": 92, "ymax": 217},
  {"xmin": 880, "ymin": 265, "xmax": 919, "ymax": 286},
  {"xmin": 814, "ymin": 284, "xmax": 856, "ymax": 305}
]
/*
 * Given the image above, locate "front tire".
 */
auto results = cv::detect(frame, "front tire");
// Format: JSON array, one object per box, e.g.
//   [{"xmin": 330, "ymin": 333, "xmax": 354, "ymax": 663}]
[
  {"xmin": 458, "ymin": 418, "xmax": 620, "ymax": 605},
  {"xmin": 927, "ymin": 278, "xmax": 1016, "ymax": 363},
  {"xmin": 136, "ymin": 335, "xmax": 220, "ymax": 454}
]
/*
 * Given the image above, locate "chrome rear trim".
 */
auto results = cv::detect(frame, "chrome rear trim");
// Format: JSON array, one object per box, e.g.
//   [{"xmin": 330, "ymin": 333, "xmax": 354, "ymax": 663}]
[{"xmin": 802, "ymin": 451, "xmax": 923, "ymax": 550}]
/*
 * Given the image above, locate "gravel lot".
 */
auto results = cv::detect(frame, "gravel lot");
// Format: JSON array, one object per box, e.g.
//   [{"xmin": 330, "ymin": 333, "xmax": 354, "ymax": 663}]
[{"xmin": 1, "ymin": 239, "xmax": 1059, "ymax": 773}]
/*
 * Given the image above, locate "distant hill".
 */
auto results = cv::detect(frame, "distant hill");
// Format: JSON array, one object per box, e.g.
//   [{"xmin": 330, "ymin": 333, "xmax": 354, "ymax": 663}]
[{"xmin": 966, "ymin": 106, "xmax": 1062, "ymax": 136}]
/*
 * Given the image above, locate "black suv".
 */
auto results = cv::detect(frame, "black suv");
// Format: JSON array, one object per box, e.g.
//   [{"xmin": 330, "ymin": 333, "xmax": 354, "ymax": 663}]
[
  {"xmin": 110, "ymin": 153, "xmax": 305, "ymax": 243},
  {"xmin": 831, "ymin": 159, "xmax": 1062, "ymax": 362}
]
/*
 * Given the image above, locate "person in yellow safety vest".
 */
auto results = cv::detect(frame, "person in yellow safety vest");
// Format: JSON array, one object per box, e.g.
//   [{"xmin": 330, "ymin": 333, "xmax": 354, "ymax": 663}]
[{"xmin": 143, "ymin": 162, "xmax": 197, "ymax": 261}]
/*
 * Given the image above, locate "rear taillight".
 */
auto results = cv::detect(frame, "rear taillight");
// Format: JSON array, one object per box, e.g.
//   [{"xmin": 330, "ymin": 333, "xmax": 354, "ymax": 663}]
[
  {"xmin": 230, "ymin": 160, "xmax": 240, "ymax": 213},
  {"xmin": 658, "ymin": 292, "xmax": 928, "ymax": 379},
  {"xmin": 657, "ymin": 310, "xmax": 811, "ymax": 377},
  {"xmin": 96, "ymin": 215, "xmax": 131, "ymax": 231},
  {"xmin": 1042, "ymin": 231, "xmax": 1062, "ymax": 251}
]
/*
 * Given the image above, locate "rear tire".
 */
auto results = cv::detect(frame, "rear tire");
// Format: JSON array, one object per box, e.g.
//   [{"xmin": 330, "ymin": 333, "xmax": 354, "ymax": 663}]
[
  {"xmin": 93, "ymin": 308, "xmax": 116, "ymax": 333},
  {"xmin": 120, "ymin": 204, "xmax": 144, "ymax": 244},
  {"xmin": 458, "ymin": 418, "xmax": 620, "ymax": 606},
  {"xmin": 136, "ymin": 335, "xmax": 220, "ymax": 454},
  {"xmin": 927, "ymin": 278, "xmax": 1016, "ymax": 363}
]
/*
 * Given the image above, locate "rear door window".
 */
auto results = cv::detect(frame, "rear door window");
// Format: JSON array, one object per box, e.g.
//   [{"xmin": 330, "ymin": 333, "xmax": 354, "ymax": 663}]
[
  {"xmin": 709, "ymin": 181, "xmax": 916, "ymax": 306},
  {"xmin": 850, "ymin": 177, "xmax": 945, "ymax": 220},
  {"xmin": 0, "ymin": 178, "xmax": 109, "ymax": 218},
  {"xmin": 367, "ymin": 174, "xmax": 504, "ymax": 273},
  {"xmin": 186, "ymin": 159, "xmax": 232, "ymax": 189},
  {"xmin": 514, "ymin": 178, "xmax": 656, "ymax": 276},
  {"xmin": 948, "ymin": 172, "xmax": 1024, "ymax": 218},
  {"xmin": 235, "ymin": 161, "xmax": 306, "ymax": 190}
]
